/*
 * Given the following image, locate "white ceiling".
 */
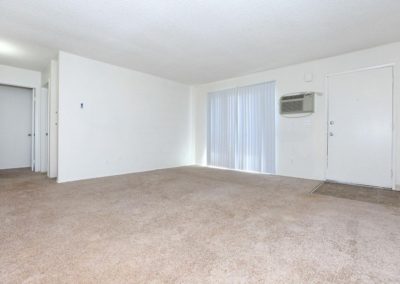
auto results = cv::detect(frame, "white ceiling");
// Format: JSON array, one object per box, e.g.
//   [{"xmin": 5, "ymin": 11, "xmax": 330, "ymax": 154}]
[{"xmin": 1, "ymin": 0, "xmax": 400, "ymax": 84}]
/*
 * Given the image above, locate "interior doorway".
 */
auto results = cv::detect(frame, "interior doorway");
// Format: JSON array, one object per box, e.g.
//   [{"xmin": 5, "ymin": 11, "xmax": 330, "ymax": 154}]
[
  {"xmin": 326, "ymin": 66, "xmax": 393, "ymax": 188},
  {"xmin": 0, "ymin": 84, "xmax": 34, "ymax": 170}
]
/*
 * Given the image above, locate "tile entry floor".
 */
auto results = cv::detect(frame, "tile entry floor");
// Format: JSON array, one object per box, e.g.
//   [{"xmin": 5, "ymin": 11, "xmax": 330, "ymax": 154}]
[{"xmin": 313, "ymin": 182, "xmax": 400, "ymax": 207}]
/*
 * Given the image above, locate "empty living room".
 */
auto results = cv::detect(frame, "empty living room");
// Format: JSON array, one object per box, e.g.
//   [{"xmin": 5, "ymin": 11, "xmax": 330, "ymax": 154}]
[{"xmin": 1, "ymin": 1, "xmax": 400, "ymax": 283}]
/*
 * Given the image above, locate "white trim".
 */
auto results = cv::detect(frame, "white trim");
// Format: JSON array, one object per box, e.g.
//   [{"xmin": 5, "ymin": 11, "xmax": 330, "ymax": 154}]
[
  {"xmin": 274, "ymin": 88, "xmax": 279, "ymax": 174},
  {"xmin": 390, "ymin": 66, "xmax": 397, "ymax": 190},
  {"xmin": 325, "ymin": 64, "xmax": 395, "ymax": 190},
  {"xmin": 31, "ymin": 88, "xmax": 35, "ymax": 170},
  {"xmin": 47, "ymin": 79, "xmax": 51, "ymax": 174},
  {"xmin": 40, "ymin": 86, "xmax": 49, "ymax": 173}
]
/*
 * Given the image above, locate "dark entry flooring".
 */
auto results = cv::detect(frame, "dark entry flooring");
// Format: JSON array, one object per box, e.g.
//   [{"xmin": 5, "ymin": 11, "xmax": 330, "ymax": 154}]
[{"xmin": 313, "ymin": 182, "xmax": 400, "ymax": 207}]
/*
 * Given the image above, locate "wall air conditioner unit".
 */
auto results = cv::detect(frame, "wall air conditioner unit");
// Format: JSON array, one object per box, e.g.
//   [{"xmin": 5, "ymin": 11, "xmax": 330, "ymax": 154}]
[{"xmin": 280, "ymin": 92, "xmax": 315, "ymax": 114}]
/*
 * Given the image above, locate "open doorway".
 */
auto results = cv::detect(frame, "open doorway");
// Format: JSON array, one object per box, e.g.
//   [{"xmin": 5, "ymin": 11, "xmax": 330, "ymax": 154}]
[{"xmin": 0, "ymin": 84, "xmax": 35, "ymax": 170}]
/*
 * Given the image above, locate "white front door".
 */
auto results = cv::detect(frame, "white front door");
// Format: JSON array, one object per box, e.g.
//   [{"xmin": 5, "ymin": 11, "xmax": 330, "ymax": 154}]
[
  {"xmin": 0, "ymin": 85, "xmax": 33, "ymax": 170},
  {"xmin": 327, "ymin": 67, "xmax": 393, "ymax": 188}
]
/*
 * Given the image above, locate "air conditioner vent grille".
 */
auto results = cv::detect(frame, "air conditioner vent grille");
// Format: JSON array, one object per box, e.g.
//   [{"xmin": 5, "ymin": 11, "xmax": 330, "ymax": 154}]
[
  {"xmin": 280, "ymin": 92, "xmax": 315, "ymax": 114},
  {"xmin": 281, "ymin": 94, "xmax": 305, "ymax": 101},
  {"xmin": 281, "ymin": 101, "xmax": 303, "ymax": 113}
]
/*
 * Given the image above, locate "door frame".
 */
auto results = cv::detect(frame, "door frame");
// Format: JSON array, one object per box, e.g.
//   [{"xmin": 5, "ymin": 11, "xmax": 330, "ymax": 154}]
[
  {"xmin": 40, "ymin": 85, "xmax": 49, "ymax": 173},
  {"xmin": 325, "ymin": 64, "xmax": 396, "ymax": 190},
  {"xmin": 31, "ymin": 88, "xmax": 35, "ymax": 170}
]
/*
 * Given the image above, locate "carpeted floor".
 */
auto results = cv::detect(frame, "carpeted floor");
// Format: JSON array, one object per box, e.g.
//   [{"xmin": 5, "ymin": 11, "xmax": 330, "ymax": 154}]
[{"xmin": 1, "ymin": 166, "xmax": 399, "ymax": 283}]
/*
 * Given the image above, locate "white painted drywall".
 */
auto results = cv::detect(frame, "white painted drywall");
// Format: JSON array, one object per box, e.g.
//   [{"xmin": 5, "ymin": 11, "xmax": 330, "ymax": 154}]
[
  {"xmin": 192, "ymin": 42, "xmax": 400, "ymax": 188},
  {"xmin": 57, "ymin": 52, "xmax": 192, "ymax": 182},
  {"xmin": 47, "ymin": 60, "xmax": 59, "ymax": 178},
  {"xmin": 41, "ymin": 64, "xmax": 50, "ymax": 86},
  {"xmin": 0, "ymin": 64, "xmax": 42, "ymax": 171},
  {"xmin": 0, "ymin": 64, "xmax": 41, "ymax": 88},
  {"xmin": 0, "ymin": 85, "xmax": 33, "ymax": 169}
]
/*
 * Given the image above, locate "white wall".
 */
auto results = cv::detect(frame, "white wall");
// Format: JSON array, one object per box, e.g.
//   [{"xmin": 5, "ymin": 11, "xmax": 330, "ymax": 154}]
[
  {"xmin": 47, "ymin": 60, "xmax": 59, "ymax": 178},
  {"xmin": 192, "ymin": 42, "xmax": 400, "ymax": 187},
  {"xmin": 0, "ymin": 64, "xmax": 41, "ymax": 89},
  {"xmin": 41, "ymin": 64, "xmax": 50, "ymax": 86},
  {"xmin": 0, "ymin": 64, "xmax": 42, "ymax": 171},
  {"xmin": 57, "ymin": 52, "xmax": 192, "ymax": 182}
]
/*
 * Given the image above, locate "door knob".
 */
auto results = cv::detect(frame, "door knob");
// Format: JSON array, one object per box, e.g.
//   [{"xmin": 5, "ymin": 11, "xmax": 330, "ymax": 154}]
[{"xmin": 28, "ymin": 133, "xmax": 32, "ymax": 137}]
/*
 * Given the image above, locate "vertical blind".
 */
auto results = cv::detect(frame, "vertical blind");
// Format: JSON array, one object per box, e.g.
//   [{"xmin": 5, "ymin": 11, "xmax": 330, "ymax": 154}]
[{"xmin": 207, "ymin": 82, "xmax": 276, "ymax": 174}]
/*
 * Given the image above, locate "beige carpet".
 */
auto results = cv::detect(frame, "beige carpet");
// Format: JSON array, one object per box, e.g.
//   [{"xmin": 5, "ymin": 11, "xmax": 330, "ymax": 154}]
[{"xmin": 1, "ymin": 166, "xmax": 399, "ymax": 283}]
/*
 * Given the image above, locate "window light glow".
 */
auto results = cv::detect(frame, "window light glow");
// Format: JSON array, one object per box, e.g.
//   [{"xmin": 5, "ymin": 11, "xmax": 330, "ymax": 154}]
[{"xmin": 0, "ymin": 40, "xmax": 22, "ymax": 56}]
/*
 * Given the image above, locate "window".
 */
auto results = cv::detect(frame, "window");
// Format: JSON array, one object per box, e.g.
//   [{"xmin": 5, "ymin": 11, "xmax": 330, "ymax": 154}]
[{"xmin": 207, "ymin": 82, "xmax": 276, "ymax": 174}]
